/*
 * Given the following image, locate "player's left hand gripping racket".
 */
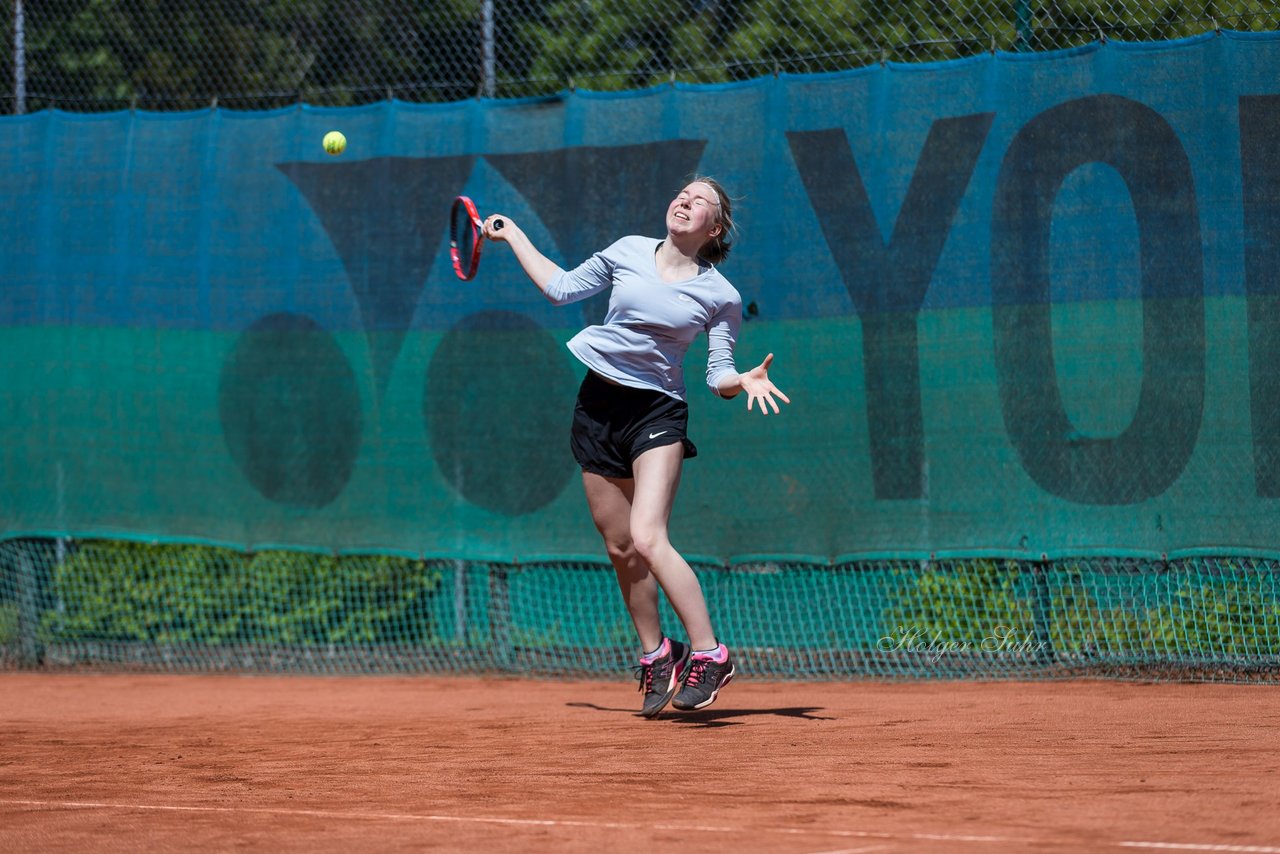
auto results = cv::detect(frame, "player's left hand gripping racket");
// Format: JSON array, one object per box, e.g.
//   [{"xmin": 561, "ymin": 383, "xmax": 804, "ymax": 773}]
[{"xmin": 450, "ymin": 195, "xmax": 503, "ymax": 281}]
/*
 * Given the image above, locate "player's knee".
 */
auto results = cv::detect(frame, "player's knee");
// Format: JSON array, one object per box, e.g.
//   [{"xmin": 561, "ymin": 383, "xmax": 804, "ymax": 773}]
[
  {"xmin": 599, "ymin": 524, "xmax": 640, "ymax": 563},
  {"xmin": 598, "ymin": 534, "xmax": 634, "ymax": 564},
  {"xmin": 629, "ymin": 524, "xmax": 669, "ymax": 564}
]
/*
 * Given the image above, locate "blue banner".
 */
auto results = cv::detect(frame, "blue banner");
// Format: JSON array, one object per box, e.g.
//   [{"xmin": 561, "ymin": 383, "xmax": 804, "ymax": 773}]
[{"xmin": 2, "ymin": 31, "xmax": 1279, "ymax": 558}]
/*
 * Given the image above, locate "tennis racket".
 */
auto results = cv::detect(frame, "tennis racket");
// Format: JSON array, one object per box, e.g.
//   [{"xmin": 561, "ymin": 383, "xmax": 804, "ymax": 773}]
[{"xmin": 450, "ymin": 195, "xmax": 503, "ymax": 281}]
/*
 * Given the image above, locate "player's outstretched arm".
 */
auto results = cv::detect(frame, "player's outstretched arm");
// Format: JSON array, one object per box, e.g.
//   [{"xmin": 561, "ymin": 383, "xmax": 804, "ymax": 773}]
[
  {"xmin": 716, "ymin": 353, "xmax": 791, "ymax": 415},
  {"xmin": 483, "ymin": 215, "xmax": 564, "ymax": 293}
]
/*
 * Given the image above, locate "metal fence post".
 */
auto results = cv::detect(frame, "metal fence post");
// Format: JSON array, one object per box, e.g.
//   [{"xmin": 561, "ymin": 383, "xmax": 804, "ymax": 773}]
[
  {"xmin": 481, "ymin": 0, "xmax": 495, "ymax": 98},
  {"xmin": 453, "ymin": 558, "xmax": 467, "ymax": 642},
  {"xmin": 1015, "ymin": 0, "xmax": 1034, "ymax": 51},
  {"xmin": 489, "ymin": 563, "xmax": 513, "ymax": 670},
  {"xmin": 13, "ymin": 0, "xmax": 26, "ymax": 114},
  {"xmin": 1032, "ymin": 557, "xmax": 1056, "ymax": 667},
  {"xmin": 16, "ymin": 544, "xmax": 42, "ymax": 668}
]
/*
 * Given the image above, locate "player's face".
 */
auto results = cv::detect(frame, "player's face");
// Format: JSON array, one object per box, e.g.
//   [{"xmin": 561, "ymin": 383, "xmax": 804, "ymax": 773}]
[{"xmin": 666, "ymin": 182, "xmax": 722, "ymax": 242}]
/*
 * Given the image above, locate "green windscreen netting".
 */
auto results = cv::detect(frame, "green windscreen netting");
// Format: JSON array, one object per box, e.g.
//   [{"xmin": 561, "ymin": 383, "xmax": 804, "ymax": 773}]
[
  {"xmin": 3, "ymin": 539, "xmax": 1277, "ymax": 681},
  {"xmin": 3, "ymin": 34, "xmax": 1280, "ymax": 680}
]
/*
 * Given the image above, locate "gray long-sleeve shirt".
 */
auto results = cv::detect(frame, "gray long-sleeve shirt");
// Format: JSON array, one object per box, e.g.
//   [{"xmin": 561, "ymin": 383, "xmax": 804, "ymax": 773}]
[{"xmin": 543, "ymin": 236, "xmax": 742, "ymax": 401}]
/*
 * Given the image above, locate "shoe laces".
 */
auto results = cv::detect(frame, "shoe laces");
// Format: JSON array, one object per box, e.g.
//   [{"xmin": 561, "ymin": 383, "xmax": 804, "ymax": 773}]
[
  {"xmin": 632, "ymin": 662, "xmax": 649, "ymax": 692},
  {"xmin": 633, "ymin": 654, "xmax": 672, "ymax": 694},
  {"xmin": 633, "ymin": 660, "xmax": 656, "ymax": 694},
  {"xmin": 684, "ymin": 658, "xmax": 709, "ymax": 688}
]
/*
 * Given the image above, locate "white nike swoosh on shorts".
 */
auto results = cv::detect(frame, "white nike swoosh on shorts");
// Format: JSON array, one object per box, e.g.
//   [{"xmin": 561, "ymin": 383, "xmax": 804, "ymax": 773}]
[{"xmin": 648, "ymin": 431, "xmax": 668, "ymax": 439}]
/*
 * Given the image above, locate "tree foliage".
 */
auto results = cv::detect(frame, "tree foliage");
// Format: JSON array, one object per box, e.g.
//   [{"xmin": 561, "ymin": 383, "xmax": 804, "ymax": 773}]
[
  {"xmin": 15, "ymin": 0, "xmax": 480, "ymax": 111},
  {"xmin": 3, "ymin": 0, "xmax": 1272, "ymax": 111}
]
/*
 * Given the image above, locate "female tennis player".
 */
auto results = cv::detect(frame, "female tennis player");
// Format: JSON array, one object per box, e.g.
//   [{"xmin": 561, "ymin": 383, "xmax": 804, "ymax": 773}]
[{"xmin": 482, "ymin": 177, "xmax": 789, "ymax": 717}]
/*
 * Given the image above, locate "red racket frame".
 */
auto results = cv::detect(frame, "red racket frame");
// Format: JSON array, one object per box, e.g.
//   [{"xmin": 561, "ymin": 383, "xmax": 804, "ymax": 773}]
[{"xmin": 450, "ymin": 195, "xmax": 484, "ymax": 281}]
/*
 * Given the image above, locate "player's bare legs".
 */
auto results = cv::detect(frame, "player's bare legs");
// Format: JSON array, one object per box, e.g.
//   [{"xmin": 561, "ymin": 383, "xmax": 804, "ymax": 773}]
[
  {"xmin": 583, "ymin": 455, "xmax": 711, "ymax": 717},
  {"xmin": 628, "ymin": 444, "xmax": 716, "ymax": 649},
  {"xmin": 629, "ymin": 444, "xmax": 735, "ymax": 710},
  {"xmin": 582, "ymin": 471, "xmax": 662, "ymax": 651}
]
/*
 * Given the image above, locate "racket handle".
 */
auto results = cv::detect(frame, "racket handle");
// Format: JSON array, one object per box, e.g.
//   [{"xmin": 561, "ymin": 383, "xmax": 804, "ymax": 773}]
[{"xmin": 493, "ymin": 218, "xmax": 504, "ymax": 231}]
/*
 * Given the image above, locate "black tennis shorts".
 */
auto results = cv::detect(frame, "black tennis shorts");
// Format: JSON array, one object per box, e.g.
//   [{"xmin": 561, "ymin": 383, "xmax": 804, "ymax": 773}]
[{"xmin": 570, "ymin": 371, "xmax": 697, "ymax": 479}]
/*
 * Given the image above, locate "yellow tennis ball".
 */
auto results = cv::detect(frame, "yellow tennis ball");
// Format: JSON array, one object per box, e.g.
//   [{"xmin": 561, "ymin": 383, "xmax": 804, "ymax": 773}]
[{"xmin": 323, "ymin": 131, "xmax": 346, "ymax": 156}]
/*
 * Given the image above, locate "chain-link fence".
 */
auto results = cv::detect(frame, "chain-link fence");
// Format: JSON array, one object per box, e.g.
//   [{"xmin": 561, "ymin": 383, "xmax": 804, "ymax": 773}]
[
  {"xmin": 4, "ymin": 538, "xmax": 1278, "ymax": 681},
  {"xmin": 3, "ymin": 0, "xmax": 1279, "ymax": 113}
]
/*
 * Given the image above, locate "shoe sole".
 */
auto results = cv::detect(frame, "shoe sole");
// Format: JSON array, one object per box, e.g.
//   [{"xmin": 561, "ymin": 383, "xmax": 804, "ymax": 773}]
[
  {"xmin": 641, "ymin": 646, "xmax": 691, "ymax": 719},
  {"xmin": 671, "ymin": 664, "xmax": 736, "ymax": 711}
]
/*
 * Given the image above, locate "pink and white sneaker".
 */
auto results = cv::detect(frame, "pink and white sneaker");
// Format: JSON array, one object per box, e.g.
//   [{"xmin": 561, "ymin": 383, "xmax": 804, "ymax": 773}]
[
  {"xmin": 672, "ymin": 643, "xmax": 735, "ymax": 711},
  {"xmin": 634, "ymin": 637, "xmax": 691, "ymax": 719}
]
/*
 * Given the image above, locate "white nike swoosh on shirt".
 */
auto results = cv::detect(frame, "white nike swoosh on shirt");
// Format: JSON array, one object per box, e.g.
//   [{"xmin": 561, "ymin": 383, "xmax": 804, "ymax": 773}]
[{"xmin": 648, "ymin": 431, "xmax": 668, "ymax": 439}]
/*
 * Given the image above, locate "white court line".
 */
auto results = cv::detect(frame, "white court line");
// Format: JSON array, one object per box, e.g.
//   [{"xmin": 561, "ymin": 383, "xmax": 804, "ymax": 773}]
[
  {"xmin": 1, "ymin": 799, "xmax": 1278, "ymax": 853},
  {"xmin": 1120, "ymin": 845, "xmax": 1280, "ymax": 853}
]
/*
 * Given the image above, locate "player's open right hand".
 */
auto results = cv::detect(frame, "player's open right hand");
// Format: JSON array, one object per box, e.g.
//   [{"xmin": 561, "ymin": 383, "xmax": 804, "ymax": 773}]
[{"xmin": 741, "ymin": 353, "xmax": 791, "ymax": 415}]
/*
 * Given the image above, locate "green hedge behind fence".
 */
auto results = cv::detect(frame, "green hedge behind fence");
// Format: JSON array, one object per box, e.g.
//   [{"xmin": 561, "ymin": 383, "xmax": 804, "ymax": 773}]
[{"xmin": 44, "ymin": 542, "xmax": 446, "ymax": 646}]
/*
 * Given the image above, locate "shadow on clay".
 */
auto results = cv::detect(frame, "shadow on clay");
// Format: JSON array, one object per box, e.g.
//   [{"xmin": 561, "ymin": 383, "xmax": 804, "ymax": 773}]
[{"xmin": 565, "ymin": 702, "xmax": 834, "ymax": 727}]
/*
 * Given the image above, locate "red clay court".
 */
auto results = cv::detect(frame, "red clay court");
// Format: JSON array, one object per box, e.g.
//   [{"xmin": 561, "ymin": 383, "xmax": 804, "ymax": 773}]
[{"xmin": 2, "ymin": 673, "xmax": 1277, "ymax": 852}]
